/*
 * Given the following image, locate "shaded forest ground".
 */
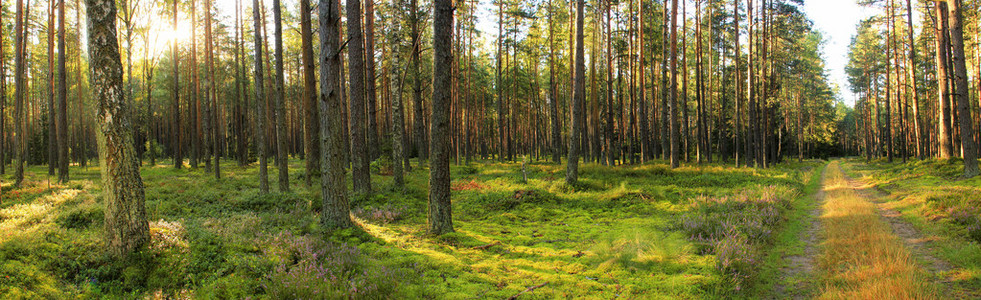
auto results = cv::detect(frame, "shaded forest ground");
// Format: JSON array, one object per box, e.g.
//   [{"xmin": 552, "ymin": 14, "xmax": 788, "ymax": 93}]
[{"xmin": 7, "ymin": 156, "xmax": 975, "ymax": 298}]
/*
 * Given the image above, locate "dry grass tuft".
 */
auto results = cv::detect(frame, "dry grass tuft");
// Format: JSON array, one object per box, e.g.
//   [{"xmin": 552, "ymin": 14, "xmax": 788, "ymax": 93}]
[{"xmin": 818, "ymin": 162, "xmax": 936, "ymax": 299}]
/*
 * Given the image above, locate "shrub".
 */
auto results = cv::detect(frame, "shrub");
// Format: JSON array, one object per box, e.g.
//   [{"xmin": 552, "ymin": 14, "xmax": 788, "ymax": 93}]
[
  {"xmin": 460, "ymin": 164, "xmax": 480, "ymax": 175},
  {"xmin": 353, "ymin": 204, "xmax": 407, "ymax": 224},
  {"xmin": 261, "ymin": 232, "xmax": 402, "ymax": 299},
  {"xmin": 371, "ymin": 157, "xmax": 394, "ymax": 175},
  {"xmin": 968, "ymin": 220, "xmax": 981, "ymax": 243},
  {"xmin": 56, "ymin": 204, "xmax": 103, "ymax": 229},
  {"xmin": 713, "ymin": 232, "xmax": 760, "ymax": 291},
  {"xmin": 677, "ymin": 186, "xmax": 791, "ymax": 291}
]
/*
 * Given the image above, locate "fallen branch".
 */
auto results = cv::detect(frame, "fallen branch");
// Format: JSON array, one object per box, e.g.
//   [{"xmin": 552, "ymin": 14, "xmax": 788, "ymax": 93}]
[
  {"xmin": 507, "ymin": 282, "xmax": 548, "ymax": 300},
  {"xmin": 471, "ymin": 241, "xmax": 500, "ymax": 250}
]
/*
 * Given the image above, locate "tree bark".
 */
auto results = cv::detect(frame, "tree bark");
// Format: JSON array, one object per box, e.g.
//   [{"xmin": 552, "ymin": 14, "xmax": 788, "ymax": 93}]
[
  {"xmin": 567, "ymin": 0, "xmax": 584, "ymax": 184},
  {"xmin": 300, "ymin": 0, "xmax": 320, "ymax": 185},
  {"xmin": 272, "ymin": 0, "xmax": 289, "ymax": 191},
  {"xmin": 934, "ymin": 1, "xmax": 953, "ymax": 159},
  {"xmin": 57, "ymin": 0, "xmax": 68, "ymax": 182},
  {"xmin": 318, "ymin": 0, "xmax": 354, "ymax": 230},
  {"xmin": 205, "ymin": 0, "xmax": 219, "ymax": 179},
  {"xmin": 253, "ymin": 0, "xmax": 269, "ymax": 193},
  {"xmin": 365, "ymin": 0, "xmax": 379, "ymax": 160},
  {"xmin": 945, "ymin": 0, "xmax": 979, "ymax": 177},
  {"xmin": 13, "ymin": 0, "xmax": 26, "ymax": 187},
  {"xmin": 429, "ymin": 0, "xmax": 454, "ymax": 235},
  {"xmin": 669, "ymin": 0, "xmax": 680, "ymax": 168},
  {"xmin": 347, "ymin": 0, "xmax": 372, "ymax": 198},
  {"xmin": 87, "ymin": 0, "xmax": 150, "ymax": 258},
  {"xmin": 172, "ymin": 0, "xmax": 182, "ymax": 170}
]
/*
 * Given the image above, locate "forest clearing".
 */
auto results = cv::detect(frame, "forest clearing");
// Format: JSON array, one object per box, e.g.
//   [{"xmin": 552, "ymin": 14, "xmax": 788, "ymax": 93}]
[{"xmin": 2, "ymin": 0, "xmax": 981, "ymax": 298}]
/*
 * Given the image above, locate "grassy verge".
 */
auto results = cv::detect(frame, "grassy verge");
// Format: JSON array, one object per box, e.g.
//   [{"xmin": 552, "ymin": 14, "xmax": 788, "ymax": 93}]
[
  {"xmin": 819, "ymin": 161, "xmax": 935, "ymax": 299},
  {"xmin": 841, "ymin": 158, "xmax": 981, "ymax": 298},
  {"xmin": 1, "ymin": 158, "xmax": 822, "ymax": 298},
  {"xmin": 748, "ymin": 161, "xmax": 826, "ymax": 298}
]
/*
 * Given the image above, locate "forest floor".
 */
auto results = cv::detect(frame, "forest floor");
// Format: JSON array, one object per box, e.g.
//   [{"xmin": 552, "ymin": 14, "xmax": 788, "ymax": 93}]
[{"xmin": 0, "ymin": 157, "xmax": 977, "ymax": 299}]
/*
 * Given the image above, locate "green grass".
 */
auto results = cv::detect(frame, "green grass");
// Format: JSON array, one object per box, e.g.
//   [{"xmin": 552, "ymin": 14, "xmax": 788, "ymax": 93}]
[
  {"xmin": 0, "ymin": 157, "xmax": 824, "ymax": 298},
  {"xmin": 841, "ymin": 158, "xmax": 981, "ymax": 298}
]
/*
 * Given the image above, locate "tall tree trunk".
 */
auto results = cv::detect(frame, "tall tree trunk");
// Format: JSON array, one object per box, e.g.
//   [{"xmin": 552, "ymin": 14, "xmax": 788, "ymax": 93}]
[
  {"xmin": 87, "ymin": 0, "xmax": 150, "ymax": 258},
  {"xmin": 660, "ymin": 0, "xmax": 670, "ymax": 161},
  {"xmin": 945, "ymin": 0, "xmax": 979, "ymax": 177},
  {"xmin": 935, "ymin": 1, "xmax": 953, "ymax": 159},
  {"xmin": 300, "ymin": 0, "xmax": 319, "ymax": 185},
  {"xmin": 272, "ymin": 0, "xmax": 289, "ymax": 191},
  {"xmin": 733, "ymin": 0, "xmax": 741, "ymax": 165},
  {"xmin": 411, "ymin": 0, "xmax": 426, "ymax": 165},
  {"xmin": 605, "ymin": 0, "xmax": 615, "ymax": 165},
  {"xmin": 365, "ymin": 0, "xmax": 379, "ymax": 160},
  {"xmin": 669, "ymin": 0, "xmax": 680, "ymax": 168},
  {"xmin": 429, "ymin": 0, "xmax": 454, "ymax": 235},
  {"xmin": 57, "ymin": 0, "xmax": 68, "ymax": 182},
  {"xmin": 548, "ymin": 0, "xmax": 561, "ymax": 164},
  {"xmin": 253, "ymin": 0, "xmax": 269, "ymax": 193},
  {"xmin": 567, "ymin": 0, "xmax": 584, "ymax": 184},
  {"xmin": 48, "ymin": 0, "xmax": 55, "ymax": 176},
  {"xmin": 318, "ymin": 0, "xmax": 354, "ymax": 230},
  {"xmin": 191, "ymin": 0, "xmax": 200, "ymax": 169},
  {"xmin": 172, "ymin": 0, "xmax": 182, "ymax": 169},
  {"xmin": 1, "ymin": 0, "xmax": 7, "ymax": 176},
  {"xmin": 347, "ymin": 0, "xmax": 371, "ymax": 198},
  {"xmin": 391, "ymin": 48, "xmax": 406, "ymax": 191},
  {"xmin": 13, "ymin": 0, "xmax": 26, "ymax": 187},
  {"xmin": 205, "ymin": 0, "xmax": 219, "ymax": 179}
]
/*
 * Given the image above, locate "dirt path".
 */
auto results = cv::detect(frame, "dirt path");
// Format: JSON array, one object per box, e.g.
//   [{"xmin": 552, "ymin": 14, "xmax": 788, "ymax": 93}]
[
  {"xmin": 772, "ymin": 164, "xmax": 827, "ymax": 299},
  {"xmin": 840, "ymin": 163, "xmax": 958, "ymax": 295}
]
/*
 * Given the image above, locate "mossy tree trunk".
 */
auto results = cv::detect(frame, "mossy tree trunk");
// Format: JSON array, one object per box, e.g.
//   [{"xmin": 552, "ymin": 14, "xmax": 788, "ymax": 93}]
[{"xmin": 87, "ymin": 0, "xmax": 150, "ymax": 258}]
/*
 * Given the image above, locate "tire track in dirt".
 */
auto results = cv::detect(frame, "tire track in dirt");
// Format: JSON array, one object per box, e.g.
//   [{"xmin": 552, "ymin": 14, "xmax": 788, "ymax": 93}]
[
  {"xmin": 840, "ymin": 163, "xmax": 965, "ymax": 297},
  {"xmin": 771, "ymin": 164, "xmax": 827, "ymax": 299}
]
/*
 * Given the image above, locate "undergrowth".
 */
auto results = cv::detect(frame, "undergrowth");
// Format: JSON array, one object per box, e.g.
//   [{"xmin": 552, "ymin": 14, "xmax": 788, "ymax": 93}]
[{"xmin": 0, "ymin": 158, "xmax": 823, "ymax": 298}]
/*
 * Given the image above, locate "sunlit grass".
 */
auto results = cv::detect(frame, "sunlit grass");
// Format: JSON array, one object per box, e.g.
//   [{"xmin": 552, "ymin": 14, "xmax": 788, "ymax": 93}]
[
  {"xmin": 0, "ymin": 158, "xmax": 824, "ymax": 298},
  {"xmin": 818, "ymin": 161, "xmax": 936, "ymax": 299}
]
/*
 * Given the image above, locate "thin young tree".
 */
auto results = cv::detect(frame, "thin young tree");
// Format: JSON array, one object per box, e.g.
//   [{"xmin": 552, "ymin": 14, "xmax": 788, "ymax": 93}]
[
  {"xmin": 429, "ymin": 0, "xmax": 454, "ymax": 235},
  {"xmin": 87, "ymin": 0, "xmax": 150, "ymax": 258},
  {"xmin": 319, "ymin": 0, "xmax": 354, "ymax": 229}
]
